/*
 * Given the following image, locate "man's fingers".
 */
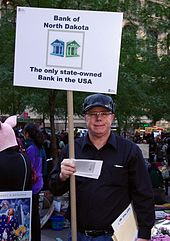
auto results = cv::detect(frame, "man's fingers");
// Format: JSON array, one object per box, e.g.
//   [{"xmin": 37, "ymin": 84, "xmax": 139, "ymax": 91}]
[{"xmin": 59, "ymin": 159, "xmax": 76, "ymax": 181}]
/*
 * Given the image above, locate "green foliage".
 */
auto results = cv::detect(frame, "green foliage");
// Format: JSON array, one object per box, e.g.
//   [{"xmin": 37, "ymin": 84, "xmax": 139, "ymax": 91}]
[{"xmin": 0, "ymin": 0, "xmax": 169, "ymax": 132}]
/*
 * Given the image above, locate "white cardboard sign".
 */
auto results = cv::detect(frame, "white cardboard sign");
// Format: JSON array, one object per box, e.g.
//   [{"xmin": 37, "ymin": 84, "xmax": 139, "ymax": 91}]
[
  {"xmin": 137, "ymin": 144, "xmax": 149, "ymax": 159},
  {"xmin": 14, "ymin": 7, "xmax": 123, "ymax": 94}
]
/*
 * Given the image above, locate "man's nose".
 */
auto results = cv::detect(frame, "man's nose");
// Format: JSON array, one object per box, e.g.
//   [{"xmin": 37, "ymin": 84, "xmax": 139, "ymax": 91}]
[{"xmin": 96, "ymin": 113, "xmax": 102, "ymax": 119}]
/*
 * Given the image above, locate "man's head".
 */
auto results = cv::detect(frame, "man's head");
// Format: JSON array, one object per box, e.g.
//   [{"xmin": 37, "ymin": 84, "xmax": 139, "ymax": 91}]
[
  {"xmin": 8, "ymin": 208, "xmax": 14, "ymax": 216},
  {"xmin": 83, "ymin": 93, "xmax": 115, "ymax": 114},
  {"xmin": 83, "ymin": 94, "xmax": 115, "ymax": 139}
]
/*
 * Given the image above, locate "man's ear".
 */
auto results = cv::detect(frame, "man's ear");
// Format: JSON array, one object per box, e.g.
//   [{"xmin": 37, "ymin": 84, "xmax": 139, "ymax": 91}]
[{"xmin": 111, "ymin": 113, "xmax": 115, "ymax": 121}]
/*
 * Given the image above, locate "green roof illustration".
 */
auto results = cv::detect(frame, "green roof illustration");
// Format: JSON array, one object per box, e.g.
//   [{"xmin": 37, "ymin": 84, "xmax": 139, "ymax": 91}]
[{"xmin": 66, "ymin": 41, "xmax": 80, "ymax": 57}]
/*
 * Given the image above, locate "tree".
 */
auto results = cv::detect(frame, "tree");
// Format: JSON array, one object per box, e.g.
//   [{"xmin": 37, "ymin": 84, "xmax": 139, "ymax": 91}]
[
  {"xmin": 115, "ymin": 0, "xmax": 170, "ymax": 130},
  {"xmin": 0, "ymin": 0, "xmax": 169, "ymax": 157}
]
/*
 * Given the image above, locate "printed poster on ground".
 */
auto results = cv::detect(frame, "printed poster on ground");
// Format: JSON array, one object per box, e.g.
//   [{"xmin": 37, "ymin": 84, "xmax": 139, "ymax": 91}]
[
  {"xmin": 0, "ymin": 191, "xmax": 32, "ymax": 241},
  {"xmin": 14, "ymin": 7, "xmax": 123, "ymax": 94}
]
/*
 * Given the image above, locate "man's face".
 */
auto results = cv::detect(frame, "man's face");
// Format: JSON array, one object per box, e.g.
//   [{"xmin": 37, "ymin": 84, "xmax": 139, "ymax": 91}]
[
  {"xmin": 84, "ymin": 107, "xmax": 114, "ymax": 138},
  {"xmin": 8, "ymin": 208, "xmax": 14, "ymax": 216}
]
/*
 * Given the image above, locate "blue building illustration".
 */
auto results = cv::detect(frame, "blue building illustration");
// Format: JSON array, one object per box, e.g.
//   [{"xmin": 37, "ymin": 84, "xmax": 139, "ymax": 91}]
[{"xmin": 51, "ymin": 39, "xmax": 64, "ymax": 57}]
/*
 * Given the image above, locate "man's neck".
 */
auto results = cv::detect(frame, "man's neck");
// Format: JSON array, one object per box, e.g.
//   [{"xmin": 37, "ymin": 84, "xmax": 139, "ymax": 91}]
[{"xmin": 88, "ymin": 131, "xmax": 111, "ymax": 150}]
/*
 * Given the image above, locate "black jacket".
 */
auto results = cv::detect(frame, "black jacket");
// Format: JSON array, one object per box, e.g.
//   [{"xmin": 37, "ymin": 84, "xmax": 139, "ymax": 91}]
[
  {"xmin": 49, "ymin": 133, "xmax": 155, "ymax": 239},
  {"xmin": 0, "ymin": 148, "xmax": 32, "ymax": 191}
]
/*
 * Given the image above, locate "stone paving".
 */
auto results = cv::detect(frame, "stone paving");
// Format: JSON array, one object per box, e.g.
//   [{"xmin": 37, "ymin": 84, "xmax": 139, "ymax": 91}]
[{"xmin": 41, "ymin": 226, "xmax": 68, "ymax": 241}]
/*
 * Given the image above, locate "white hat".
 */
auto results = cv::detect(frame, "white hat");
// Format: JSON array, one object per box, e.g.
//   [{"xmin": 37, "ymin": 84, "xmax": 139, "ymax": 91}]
[{"xmin": 0, "ymin": 116, "xmax": 18, "ymax": 152}]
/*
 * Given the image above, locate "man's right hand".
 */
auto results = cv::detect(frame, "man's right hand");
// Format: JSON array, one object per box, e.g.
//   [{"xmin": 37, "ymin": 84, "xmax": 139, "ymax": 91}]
[{"xmin": 59, "ymin": 159, "xmax": 76, "ymax": 181}]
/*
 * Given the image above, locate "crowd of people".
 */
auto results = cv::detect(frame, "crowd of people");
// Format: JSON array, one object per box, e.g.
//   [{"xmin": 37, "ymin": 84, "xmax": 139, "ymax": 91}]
[
  {"xmin": 13, "ymin": 110, "xmax": 170, "ymax": 208},
  {"xmin": 133, "ymin": 131, "xmax": 170, "ymax": 166},
  {"xmin": 133, "ymin": 131, "xmax": 170, "ymax": 203},
  {"xmin": 0, "ymin": 93, "xmax": 169, "ymax": 241}
]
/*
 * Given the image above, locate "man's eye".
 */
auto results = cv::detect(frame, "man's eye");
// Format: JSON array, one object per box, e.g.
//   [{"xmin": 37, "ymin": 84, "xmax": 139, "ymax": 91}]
[{"xmin": 87, "ymin": 112, "xmax": 111, "ymax": 117}]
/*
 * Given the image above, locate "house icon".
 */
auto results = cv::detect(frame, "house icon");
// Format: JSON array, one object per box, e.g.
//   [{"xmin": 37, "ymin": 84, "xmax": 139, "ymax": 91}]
[
  {"xmin": 51, "ymin": 39, "xmax": 64, "ymax": 57},
  {"xmin": 66, "ymin": 41, "xmax": 80, "ymax": 57}
]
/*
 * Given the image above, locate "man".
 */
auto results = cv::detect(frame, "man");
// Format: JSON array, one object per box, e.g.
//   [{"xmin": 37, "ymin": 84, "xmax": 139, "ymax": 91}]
[
  {"xmin": 0, "ymin": 208, "xmax": 19, "ymax": 241},
  {"xmin": 49, "ymin": 93, "xmax": 155, "ymax": 241}
]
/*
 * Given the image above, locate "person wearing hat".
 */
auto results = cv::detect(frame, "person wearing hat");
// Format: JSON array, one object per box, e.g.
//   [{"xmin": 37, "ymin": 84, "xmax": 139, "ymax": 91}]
[
  {"xmin": 49, "ymin": 93, "xmax": 155, "ymax": 241},
  {"xmin": 0, "ymin": 115, "xmax": 32, "ymax": 191}
]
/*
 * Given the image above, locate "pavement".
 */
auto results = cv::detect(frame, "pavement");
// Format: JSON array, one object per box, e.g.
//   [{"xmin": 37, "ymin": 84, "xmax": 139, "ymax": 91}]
[{"xmin": 41, "ymin": 225, "xmax": 69, "ymax": 241}]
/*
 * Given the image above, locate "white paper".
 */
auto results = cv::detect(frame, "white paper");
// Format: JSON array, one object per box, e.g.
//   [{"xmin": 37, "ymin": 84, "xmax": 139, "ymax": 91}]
[
  {"xmin": 73, "ymin": 159, "xmax": 103, "ymax": 179},
  {"xmin": 155, "ymin": 210, "xmax": 168, "ymax": 220},
  {"xmin": 151, "ymin": 219, "xmax": 170, "ymax": 237}
]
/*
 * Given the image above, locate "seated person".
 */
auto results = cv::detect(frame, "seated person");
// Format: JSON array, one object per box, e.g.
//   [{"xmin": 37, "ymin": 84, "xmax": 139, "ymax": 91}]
[{"xmin": 148, "ymin": 162, "xmax": 165, "ymax": 204}]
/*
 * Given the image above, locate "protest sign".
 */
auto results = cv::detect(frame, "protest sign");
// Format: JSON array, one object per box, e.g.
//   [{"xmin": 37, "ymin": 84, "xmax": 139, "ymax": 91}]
[
  {"xmin": 137, "ymin": 144, "xmax": 149, "ymax": 159},
  {"xmin": 14, "ymin": 7, "xmax": 123, "ymax": 94}
]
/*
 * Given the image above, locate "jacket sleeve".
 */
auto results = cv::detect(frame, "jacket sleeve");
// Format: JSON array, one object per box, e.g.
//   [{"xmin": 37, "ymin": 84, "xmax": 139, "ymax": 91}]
[
  {"xmin": 128, "ymin": 144, "xmax": 155, "ymax": 239},
  {"xmin": 48, "ymin": 146, "xmax": 70, "ymax": 196}
]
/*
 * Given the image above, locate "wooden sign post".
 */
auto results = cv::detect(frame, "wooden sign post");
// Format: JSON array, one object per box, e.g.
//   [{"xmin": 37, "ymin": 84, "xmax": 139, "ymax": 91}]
[{"xmin": 67, "ymin": 90, "xmax": 77, "ymax": 241}]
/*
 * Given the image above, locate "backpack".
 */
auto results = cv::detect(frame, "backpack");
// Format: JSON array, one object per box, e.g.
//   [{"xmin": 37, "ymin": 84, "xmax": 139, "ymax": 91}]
[
  {"xmin": 149, "ymin": 169, "xmax": 164, "ymax": 188},
  {"xmin": 161, "ymin": 166, "xmax": 170, "ymax": 179}
]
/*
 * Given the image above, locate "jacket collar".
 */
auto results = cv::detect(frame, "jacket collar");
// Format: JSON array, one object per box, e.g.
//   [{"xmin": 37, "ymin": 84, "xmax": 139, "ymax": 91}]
[{"xmin": 81, "ymin": 132, "xmax": 117, "ymax": 150}]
